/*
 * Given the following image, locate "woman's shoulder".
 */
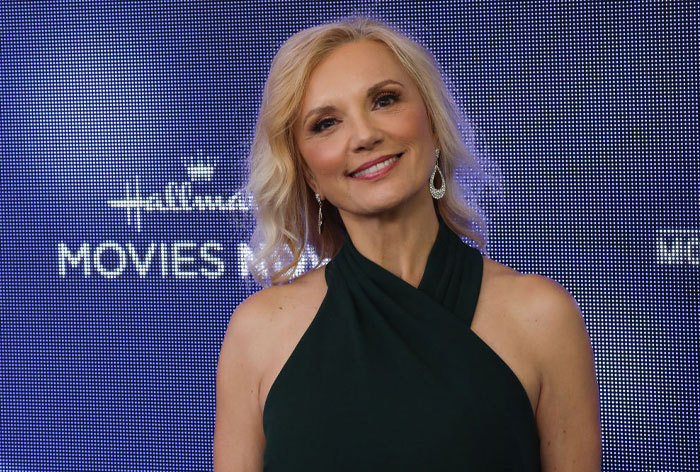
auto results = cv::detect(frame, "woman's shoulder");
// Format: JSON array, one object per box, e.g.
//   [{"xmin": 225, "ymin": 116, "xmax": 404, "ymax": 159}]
[
  {"xmin": 483, "ymin": 255, "xmax": 582, "ymax": 319},
  {"xmin": 481, "ymin": 255, "xmax": 590, "ymax": 364},
  {"xmin": 237, "ymin": 266, "xmax": 327, "ymax": 315},
  {"xmin": 214, "ymin": 266, "xmax": 329, "ymax": 464},
  {"xmin": 481, "ymin": 257, "xmax": 600, "ymax": 465},
  {"xmin": 231, "ymin": 265, "xmax": 328, "ymax": 342},
  {"xmin": 227, "ymin": 266, "xmax": 329, "ymax": 413},
  {"xmin": 224, "ymin": 265, "xmax": 329, "ymax": 376}
]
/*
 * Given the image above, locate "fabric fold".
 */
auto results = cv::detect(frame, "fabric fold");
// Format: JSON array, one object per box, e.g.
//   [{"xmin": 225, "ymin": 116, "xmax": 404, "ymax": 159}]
[{"xmin": 262, "ymin": 217, "xmax": 541, "ymax": 471}]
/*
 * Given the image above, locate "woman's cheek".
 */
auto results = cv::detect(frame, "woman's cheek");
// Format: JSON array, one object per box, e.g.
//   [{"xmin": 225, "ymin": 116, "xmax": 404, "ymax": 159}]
[
  {"xmin": 303, "ymin": 153, "xmax": 337, "ymax": 185},
  {"xmin": 317, "ymin": 142, "xmax": 346, "ymax": 176},
  {"xmin": 400, "ymin": 106, "xmax": 429, "ymax": 140}
]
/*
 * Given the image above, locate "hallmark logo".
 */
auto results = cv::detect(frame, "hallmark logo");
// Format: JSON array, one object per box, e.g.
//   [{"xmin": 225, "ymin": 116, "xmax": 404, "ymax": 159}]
[
  {"xmin": 107, "ymin": 151, "xmax": 252, "ymax": 232},
  {"xmin": 58, "ymin": 150, "xmax": 253, "ymax": 280}
]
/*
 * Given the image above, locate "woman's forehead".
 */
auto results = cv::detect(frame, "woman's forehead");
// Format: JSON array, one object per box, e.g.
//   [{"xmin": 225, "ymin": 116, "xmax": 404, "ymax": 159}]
[{"xmin": 302, "ymin": 41, "xmax": 409, "ymax": 103}]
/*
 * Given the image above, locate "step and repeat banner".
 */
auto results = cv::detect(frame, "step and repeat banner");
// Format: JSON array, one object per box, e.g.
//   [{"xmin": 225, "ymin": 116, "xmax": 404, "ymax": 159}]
[{"xmin": 1, "ymin": 2, "xmax": 697, "ymax": 471}]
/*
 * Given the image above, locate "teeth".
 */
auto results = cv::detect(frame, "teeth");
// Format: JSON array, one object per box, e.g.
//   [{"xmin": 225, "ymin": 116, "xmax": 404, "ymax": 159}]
[{"xmin": 351, "ymin": 155, "xmax": 400, "ymax": 178}]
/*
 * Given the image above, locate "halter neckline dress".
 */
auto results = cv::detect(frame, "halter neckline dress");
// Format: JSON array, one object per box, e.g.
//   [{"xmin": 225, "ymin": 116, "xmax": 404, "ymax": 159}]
[{"xmin": 262, "ymin": 217, "xmax": 541, "ymax": 470}]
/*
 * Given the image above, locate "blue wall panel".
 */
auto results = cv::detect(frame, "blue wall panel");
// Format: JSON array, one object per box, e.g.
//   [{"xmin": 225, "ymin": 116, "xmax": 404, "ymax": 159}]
[{"xmin": 1, "ymin": 1, "xmax": 697, "ymax": 470}]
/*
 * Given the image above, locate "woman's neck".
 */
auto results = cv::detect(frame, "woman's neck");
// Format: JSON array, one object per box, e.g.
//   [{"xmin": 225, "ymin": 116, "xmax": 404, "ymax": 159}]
[{"xmin": 339, "ymin": 196, "xmax": 440, "ymax": 288}]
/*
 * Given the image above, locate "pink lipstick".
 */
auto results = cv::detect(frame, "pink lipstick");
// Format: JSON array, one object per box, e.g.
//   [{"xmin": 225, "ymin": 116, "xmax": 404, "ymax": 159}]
[{"xmin": 349, "ymin": 153, "xmax": 403, "ymax": 180}]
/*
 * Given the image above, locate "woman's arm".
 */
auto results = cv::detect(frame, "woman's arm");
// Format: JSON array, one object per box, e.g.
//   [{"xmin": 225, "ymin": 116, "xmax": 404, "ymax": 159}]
[
  {"xmin": 523, "ymin": 275, "xmax": 602, "ymax": 471},
  {"xmin": 213, "ymin": 297, "xmax": 267, "ymax": 471}
]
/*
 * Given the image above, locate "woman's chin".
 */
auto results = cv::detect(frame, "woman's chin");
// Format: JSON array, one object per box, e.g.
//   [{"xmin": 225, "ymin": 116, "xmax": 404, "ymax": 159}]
[{"xmin": 342, "ymin": 193, "xmax": 430, "ymax": 220}]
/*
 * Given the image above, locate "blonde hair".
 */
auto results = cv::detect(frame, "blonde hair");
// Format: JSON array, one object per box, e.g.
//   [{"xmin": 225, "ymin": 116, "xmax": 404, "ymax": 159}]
[{"xmin": 246, "ymin": 15, "xmax": 487, "ymax": 286}]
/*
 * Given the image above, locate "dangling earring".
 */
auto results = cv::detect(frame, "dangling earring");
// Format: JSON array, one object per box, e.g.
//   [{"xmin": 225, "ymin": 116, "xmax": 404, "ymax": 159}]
[
  {"xmin": 429, "ymin": 148, "xmax": 446, "ymax": 199},
  {"xmin": 315, "ymin": 193, "xmax": 323, "ymax": 233}
]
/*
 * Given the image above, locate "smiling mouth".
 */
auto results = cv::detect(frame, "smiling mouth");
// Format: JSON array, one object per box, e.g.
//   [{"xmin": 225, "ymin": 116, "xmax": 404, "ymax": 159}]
[{"xmin": 349, "ymin": 153, "xmax": 403, "ymax": 178}]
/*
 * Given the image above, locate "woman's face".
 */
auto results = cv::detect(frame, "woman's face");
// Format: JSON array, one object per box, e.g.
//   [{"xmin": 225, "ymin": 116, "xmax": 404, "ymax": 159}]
[{"xmin": 293, "ymin": 40, "xmax": 437, "ymax": 221}]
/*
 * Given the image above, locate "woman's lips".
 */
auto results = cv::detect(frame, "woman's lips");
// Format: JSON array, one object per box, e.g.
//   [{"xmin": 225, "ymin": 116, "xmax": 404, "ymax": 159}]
[{"xmin": 349, "ymin": 153, "xmax": 403, "ymax": 179}]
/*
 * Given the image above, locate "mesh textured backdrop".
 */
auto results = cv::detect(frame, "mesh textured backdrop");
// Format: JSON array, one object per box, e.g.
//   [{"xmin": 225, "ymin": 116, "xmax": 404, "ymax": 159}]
[{"xmin": 1, "ymin": 1, "xmax": 697, "ymax": 471}]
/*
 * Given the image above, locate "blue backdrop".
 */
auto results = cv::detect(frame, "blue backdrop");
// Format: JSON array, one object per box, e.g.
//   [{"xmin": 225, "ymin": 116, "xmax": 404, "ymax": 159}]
[{"xmin": 1, "ymin": 1, "xmax": 697, "ymax": 470}]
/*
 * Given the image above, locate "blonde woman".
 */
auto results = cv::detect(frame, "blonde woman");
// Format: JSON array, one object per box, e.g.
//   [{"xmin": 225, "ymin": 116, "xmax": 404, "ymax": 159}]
[{"xmin": 214, "ymin": 15, "xmax": 600, "ymax": 471}]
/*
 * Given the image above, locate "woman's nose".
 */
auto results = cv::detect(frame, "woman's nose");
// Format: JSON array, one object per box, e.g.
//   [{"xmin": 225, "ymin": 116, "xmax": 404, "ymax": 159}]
[{"xmin": 349, "ymin": 113, "xmax": 383, "ymax": 152}]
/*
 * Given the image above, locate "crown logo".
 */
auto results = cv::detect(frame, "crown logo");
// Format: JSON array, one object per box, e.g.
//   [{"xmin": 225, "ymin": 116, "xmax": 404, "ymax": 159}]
[{"xmin": 183, "ymin": 150, "xmax": 216, "ymax": 182}]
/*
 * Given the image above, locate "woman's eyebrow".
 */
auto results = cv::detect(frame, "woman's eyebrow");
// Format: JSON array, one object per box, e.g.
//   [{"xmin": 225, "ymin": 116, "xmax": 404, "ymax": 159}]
[{"xmin": 301, "ymin": 79, "xmax": 405, "ymax": 127}]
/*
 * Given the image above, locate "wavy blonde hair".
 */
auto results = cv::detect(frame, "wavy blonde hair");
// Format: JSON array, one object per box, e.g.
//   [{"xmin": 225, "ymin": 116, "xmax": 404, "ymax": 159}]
[{"xmin": 247, "ymin": 15, "xmax": 487, "ymax": 286}]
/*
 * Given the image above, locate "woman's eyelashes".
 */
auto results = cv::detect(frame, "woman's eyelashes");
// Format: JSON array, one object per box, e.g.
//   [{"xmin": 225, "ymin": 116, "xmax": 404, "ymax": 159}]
[
  {"xmin": 373, "ymin": 91, "xmax": 400, "ymax": 109},
  {"xmin": 311, "ymin": 117, "xmax": 337, "ymax": 133},
  {"xmin": 310, "ymin": 90, "xmax": 402, "ymax": 134}
]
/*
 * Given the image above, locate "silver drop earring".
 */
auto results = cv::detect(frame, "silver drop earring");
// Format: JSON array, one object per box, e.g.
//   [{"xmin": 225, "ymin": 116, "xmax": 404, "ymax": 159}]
[
  {"xmin": 429, "ymin": 148, "xmax": 446, "ymax": 199},
  {"xmin": 315, "ymin": 193, "xmax": 323, "ymax": 233}
]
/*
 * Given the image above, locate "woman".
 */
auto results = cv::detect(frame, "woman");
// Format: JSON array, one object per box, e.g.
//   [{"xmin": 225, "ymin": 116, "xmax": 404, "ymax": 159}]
[{"xmin": 214, "ymin": 15, "xmax": 600, "ymax": 471}]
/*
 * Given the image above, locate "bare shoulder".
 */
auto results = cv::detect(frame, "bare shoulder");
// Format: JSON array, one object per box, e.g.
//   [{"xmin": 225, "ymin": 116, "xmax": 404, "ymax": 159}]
[
  {"xmin": 481, "ymin": 256, "xmax": 588, "ymax": 350},
  {"xmin": 222, "ymin": 265, "xmax": 328, "ymax": 377},
  {"xmin": 213, "ymin": 266, "xmax": 328, "ymax": 470},
  {"xmin": 481, "ymin": 256, "xmax": 601, "ymax": 470}
]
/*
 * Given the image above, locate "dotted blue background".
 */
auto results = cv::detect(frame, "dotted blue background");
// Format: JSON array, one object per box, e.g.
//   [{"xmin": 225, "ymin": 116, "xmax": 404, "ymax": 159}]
[{"xmin": 1, "ymin": 1, "xmax": 697, "ymax": 470}]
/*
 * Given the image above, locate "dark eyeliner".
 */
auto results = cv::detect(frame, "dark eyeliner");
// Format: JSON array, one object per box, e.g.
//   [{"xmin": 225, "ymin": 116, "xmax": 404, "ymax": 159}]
[
  {"xmin": 375, "ymin": 90, "xmax": 401, "ymax": 107},
  {"xmin": 310, "ymin": 90, "xmax": 400, "ymax": 133},
  {"xmin": 311, "ymin": 117, "xmax": 334, "ymax": 133}
]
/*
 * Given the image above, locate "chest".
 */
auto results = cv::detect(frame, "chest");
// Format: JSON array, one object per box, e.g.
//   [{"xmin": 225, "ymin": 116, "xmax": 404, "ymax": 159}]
[
  {"xmin": 259, "ymin": 287, "xmax": 542, "ymax": 419},
  {"xmin": 260, "ymin": 284, "xmax": 542, "ymax": 470}
]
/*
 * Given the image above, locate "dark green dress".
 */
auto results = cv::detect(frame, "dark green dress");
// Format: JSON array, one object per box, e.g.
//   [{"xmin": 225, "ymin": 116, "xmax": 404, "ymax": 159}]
[{"xmin": 262, "ymin": 217, "xmax": 541, "ymax": 470}]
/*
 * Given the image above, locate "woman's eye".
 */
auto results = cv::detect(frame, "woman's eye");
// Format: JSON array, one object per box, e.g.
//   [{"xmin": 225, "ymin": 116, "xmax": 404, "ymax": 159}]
[
  {"xmin": 375, "ymin": 92, "xmax": 399, "ymax": 108},
  {"xmin": 312, "ymin": 118, "xmax": 336, "ymax": 133},
  {"xmin": 309, "ymin": 93, "xmax": 399, "ymax": 133}
]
